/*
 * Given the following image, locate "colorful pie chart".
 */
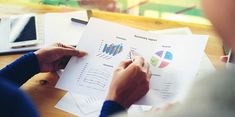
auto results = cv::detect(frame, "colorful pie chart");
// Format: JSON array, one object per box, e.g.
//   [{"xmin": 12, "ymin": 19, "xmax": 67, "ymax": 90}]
[{"xmin": 150, "ymin": 51, "xmax": 173, "ymax": 68}]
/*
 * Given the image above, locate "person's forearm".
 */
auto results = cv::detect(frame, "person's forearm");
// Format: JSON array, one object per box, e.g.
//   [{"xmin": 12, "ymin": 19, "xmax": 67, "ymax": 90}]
[
  {"xmin": 0, "ymin": 52, "xmax": 40, "ymax": 86},
  {"xmin": 100, "ymin": 100, "xmax": 126, "ymax": 117}
]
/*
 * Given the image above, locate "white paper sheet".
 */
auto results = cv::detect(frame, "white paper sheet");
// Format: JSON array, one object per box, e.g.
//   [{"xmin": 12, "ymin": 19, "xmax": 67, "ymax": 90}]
[
  {"xmin": 55, "ymin": 93, "xmax": 100, "ymax": 117},
  {"xmin": 150, "ymin": 27, "xmax": 192, "ymax": 35},
  {"xmin": 55, "ymin": 18, "xmax": 208, "ymax": 106},
  {"xmin": 55, "ymin": 93, "xmax": 85, "ymax": 116},
  {"xmin": 43, "ymin": 11, "xmax": 88, "ymax": 46},
  {"xmin": 135, "ymin": 28, "xmax": 211, "ymax": 106},
  {"xmin": 196, "ymin": 53, "xmax": 216, "ymax": 79},
  {"xmin": 130, "ymin": 28, "xmax": 214, "ymax": 108},
  {"xmin": 55, "ymin": 27, "xmax": 212, "ymax": 116},
  {"xmin": 55, "ymin": 18, "xmax": 158, "ymax": 98},
  {"xmin": 70, "ymin": 93, "xmax": 103, "ymax": 114},
  {"xmin": 135, "ymin": 35, "xmax": 208, "ymax": 106},
  {"xmin": 150, "ymin": 28, "xmax": 216, "ymax": 80},
  {"xmin": 56, "ymin": 73, "xmax": 151, "ymax": 116},
  {"xmin": 56, "ymin": 71, "xmax": 102, "ymax": 116}
]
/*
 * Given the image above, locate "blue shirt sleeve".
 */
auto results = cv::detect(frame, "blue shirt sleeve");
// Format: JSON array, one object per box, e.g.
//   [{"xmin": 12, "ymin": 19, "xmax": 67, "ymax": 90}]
[
  {"xmin": 0, "ymin": 52, "xmax": 40, "ymax": 86},
  {"xmin": 0, "ymin": 52, "xmax": 40, "ymax": 116},
  {"xmin": 0, "ymin": 78, "xmax": 39, "ymax": 117},
  {"xmin": 100, "ymin": 100, "xmax": 126, "ymax": 117}
]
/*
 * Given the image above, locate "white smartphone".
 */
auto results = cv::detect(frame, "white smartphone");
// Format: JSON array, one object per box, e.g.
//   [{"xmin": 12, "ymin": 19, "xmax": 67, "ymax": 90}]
[{"xmin": 1, "ymin": 14, "xmax": 41, "ymax": 48}]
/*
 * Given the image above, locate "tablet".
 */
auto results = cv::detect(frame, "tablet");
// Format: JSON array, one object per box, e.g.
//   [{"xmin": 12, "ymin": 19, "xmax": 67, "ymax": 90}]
[{"xmin": 6, "ymin": 14, "xmax": 40, "ymax": 48}]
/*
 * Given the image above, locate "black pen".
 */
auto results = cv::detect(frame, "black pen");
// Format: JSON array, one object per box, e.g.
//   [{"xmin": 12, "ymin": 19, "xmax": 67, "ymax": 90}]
[{"xmin": 71, "ymin": 18, "xmax": 88, "ymax": 25}]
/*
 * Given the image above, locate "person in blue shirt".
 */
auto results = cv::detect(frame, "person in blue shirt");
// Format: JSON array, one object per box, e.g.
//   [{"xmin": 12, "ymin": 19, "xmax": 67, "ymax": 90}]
[
  {"xmin": 0, "ymin": 43, "xmax": 87, "ymax": 116},
  {"xmin": 0, "ymin": 43, "xmax": 150, "ymax": 117},
  {"xmin": 4, "ymin": 0, "xmax": 235, "ymax": 116},
  {"xmin": 103, "ymin": 0, "xmax": 235, "ymax": 117}
]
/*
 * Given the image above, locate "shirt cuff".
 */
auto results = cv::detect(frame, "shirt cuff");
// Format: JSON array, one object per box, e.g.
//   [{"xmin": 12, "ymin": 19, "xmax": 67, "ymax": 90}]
[
  {"xmin": 0, "ymin": 52, "xmax": 40, "ymax": 86},
  {"xmin": 99, "ymin": 100, "xmax": 125, "ymax": 117}
]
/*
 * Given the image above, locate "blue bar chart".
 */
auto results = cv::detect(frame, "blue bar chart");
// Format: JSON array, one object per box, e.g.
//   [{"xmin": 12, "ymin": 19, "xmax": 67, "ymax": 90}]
[{"xmin": 96, "ymin": 41, "xmax": 123, "ymax": 60}]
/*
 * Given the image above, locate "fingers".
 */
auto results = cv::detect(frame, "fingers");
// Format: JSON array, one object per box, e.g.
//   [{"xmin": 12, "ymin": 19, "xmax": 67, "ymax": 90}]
[
  {"xmin": 58, "ymin": 47, "xmax": 87, "ymax": 57},
  {"xmin": 125, "ymin": 56, "xmax": 150, "ymax": 83},
  {"xmin": 116, "ymin": 56, "xmax": 145, "ymax": 71},
  {"xmin": 117, "ymin": 59, "xmax": 132, "ymax": 69},
  {"xmin": 143, "ymin": 61, "xmax": 150, "ymax": 73},
  {"xmin": 55, "ymin": 43, "xmax": 75, "ymax": 50},
  {"xmin": 147, "ymin": 70, "xmax": 152, "ymax": 81},
  {"xmin": 132, "ymin": 56, "xmax": 144, "ymax": 67},
  {"xmin": 53, "ymin": 43, "xmax": 87, "ymax": 57},
  {"xmin": 220, "ymin": 55, "xmax": 228, "ymax": 63},
  {"xmin": 144, "ymin": 62, "xmax": 151, "ymax": 81},
  {"xmin": 76, "ymin": 51, "xmax": 87, "ymax": 57},
  {"xmin": 128, "ymin": 56, "xmax": 149, "ymax": 72}
]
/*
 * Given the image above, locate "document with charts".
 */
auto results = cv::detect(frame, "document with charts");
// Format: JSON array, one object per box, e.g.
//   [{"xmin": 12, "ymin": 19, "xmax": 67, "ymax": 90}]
[
  {"xmin": 55, "ymin": 18, "xmax": 208, "ymax": 106},
  {"xmin": 55, "ymin": 18, "xmax": 158, "ymax": 98}
]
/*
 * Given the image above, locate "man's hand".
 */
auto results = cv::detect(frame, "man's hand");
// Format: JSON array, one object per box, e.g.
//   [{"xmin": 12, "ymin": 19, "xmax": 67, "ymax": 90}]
[
  {"xmin": 106, "ymin": 56, "xmax": 151, "ymax": 108},
  {"xmin": 34, "ymin": 43, "xmax": 87, "ymax": 72}
]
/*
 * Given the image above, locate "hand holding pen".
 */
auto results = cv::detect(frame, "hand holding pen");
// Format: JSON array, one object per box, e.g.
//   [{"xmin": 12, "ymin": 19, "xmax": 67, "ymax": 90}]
[{"xmin": 105, "ymin": 50, "xmax": 151, "ymax": 108}]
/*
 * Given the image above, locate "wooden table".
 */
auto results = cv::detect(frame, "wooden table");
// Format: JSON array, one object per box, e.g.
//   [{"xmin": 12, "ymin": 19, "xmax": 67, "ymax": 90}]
[{"xmin": 0, "ymin": 10, "xmax": 225, "ymax": 117}]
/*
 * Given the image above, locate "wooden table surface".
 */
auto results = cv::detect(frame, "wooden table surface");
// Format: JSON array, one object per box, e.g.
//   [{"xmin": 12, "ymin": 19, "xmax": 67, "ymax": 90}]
[{"xmin": 0, "ymin": 10, "xmax": 225, "ymax": 117}]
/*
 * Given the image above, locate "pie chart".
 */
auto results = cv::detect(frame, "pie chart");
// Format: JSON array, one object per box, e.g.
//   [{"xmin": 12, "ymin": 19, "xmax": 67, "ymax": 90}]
[{"xmin": 150, "ymin": 51, "xmax": 173, "ymax": 68}]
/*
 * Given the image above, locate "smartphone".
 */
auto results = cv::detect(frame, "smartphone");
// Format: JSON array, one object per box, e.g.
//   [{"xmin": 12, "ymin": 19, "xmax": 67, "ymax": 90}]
[{"xmin": 3, "ymin": 14, "xmax": 41, "ymax": 48}]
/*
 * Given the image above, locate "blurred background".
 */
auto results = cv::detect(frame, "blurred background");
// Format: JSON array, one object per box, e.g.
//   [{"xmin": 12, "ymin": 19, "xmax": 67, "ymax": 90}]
[{"xmin": 0, "ymin": 0, "xmax": 210, "ymax": 25}]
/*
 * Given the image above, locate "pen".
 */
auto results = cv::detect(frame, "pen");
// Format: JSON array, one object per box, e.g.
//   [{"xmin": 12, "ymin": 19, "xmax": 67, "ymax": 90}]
[
  {"xmin": 227, "ymin": 49, "xmax": 233, "ymax": 63},
  {"xmin": 129, "ymin": 50, "xmax": 138, "ymax": 62},
  {"xmin": 71, "ymin": 18, "xmax": 88, "ymax": 25}
]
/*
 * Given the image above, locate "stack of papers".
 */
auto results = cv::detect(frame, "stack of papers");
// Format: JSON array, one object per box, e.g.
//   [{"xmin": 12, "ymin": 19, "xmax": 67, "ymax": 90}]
[
  {"xmin": 42, "ymin": 11, "xmax": 88, "ymax": 46},
  {"xmin": 54, "ymin": 18, "xmax": 215, "ymax": 116},
  {"xmin": 55, "ymin": 91, "xmax": 102, "ymax": 116}
]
